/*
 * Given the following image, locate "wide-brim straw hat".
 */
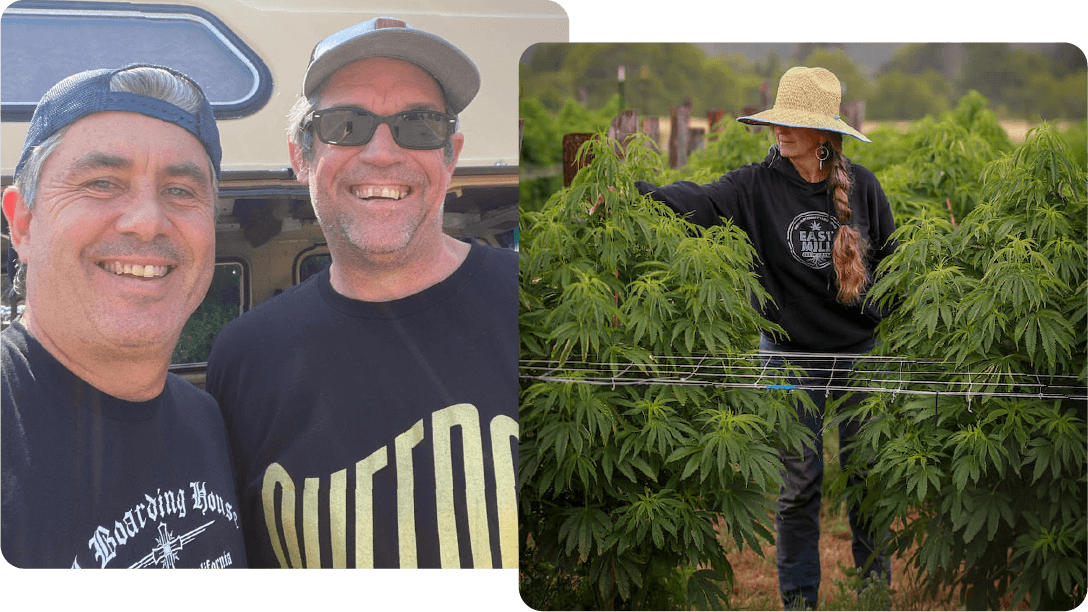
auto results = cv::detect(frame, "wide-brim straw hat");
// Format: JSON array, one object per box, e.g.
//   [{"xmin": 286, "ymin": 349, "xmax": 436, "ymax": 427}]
[{"xmin": 738, "ymin": 66, "xmax": 870, "ymax": 143}]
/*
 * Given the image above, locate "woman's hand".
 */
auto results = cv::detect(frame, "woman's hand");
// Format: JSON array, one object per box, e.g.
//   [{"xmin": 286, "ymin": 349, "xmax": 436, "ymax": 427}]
[{"xmin": 590, "ymin": 185, "xmax": 618, "ymax": 215}]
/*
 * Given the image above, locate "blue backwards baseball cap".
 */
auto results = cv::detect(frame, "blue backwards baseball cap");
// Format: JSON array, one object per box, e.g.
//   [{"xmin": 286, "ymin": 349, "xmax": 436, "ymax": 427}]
[{"xmin": 14, "ymin": 64, "xmax": 222, "ymax": 181}]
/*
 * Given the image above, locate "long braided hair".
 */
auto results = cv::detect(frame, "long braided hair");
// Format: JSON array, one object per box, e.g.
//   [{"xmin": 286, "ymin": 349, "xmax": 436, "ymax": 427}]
[{"xmin": 823, "ymin": 133, "xmax": 870, "ymax": 305}]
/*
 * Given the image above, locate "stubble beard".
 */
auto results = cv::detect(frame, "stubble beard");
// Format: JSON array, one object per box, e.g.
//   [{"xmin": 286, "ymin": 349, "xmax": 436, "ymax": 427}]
[
  {"xmin": 342, "ymin": 210, "xmax": 420, "ymax": 257},
  {"xmin": 312, "ymin": 176, "xmax": 444, "ymax": 267}
]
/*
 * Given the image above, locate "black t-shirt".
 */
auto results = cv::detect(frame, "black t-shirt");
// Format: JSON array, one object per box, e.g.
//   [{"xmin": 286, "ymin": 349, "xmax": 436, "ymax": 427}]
[
  {"xmin": 206, "ymin": 242, "xmax": 518, "ymax": 568},
  {"xmin": 636, "ymin": 147, "xmax": 897, "ymax": 352},
  {"xmin": 1, "ymin": 323, "xmax": 247, "ymax": 568}
]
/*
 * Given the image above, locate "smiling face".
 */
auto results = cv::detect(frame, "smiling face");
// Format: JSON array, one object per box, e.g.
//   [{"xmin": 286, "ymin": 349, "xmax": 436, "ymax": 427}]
[
  {"xmin": 290, "ymin": 56, "xmax": 464, "ymax": 267},
  {"xmin": 6, "ymin": 111, "xmax": 215, "ymax": 356}
]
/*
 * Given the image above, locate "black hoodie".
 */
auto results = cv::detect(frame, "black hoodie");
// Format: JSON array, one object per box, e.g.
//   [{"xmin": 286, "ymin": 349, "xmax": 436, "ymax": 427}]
[{"xmin": 635, "ymin": 146, "xmax": 897, "ymax": 353}]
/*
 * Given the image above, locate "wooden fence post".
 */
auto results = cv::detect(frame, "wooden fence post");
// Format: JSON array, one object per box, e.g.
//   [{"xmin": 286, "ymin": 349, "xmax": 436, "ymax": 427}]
[
  {"xmin": 608, "ymin": 110, "xmax": 640, "ymax": 156},
  {"xmin": 688, "ymin": 127, "xmax": 705, "ymax": 155},
  {"xmin": 641, "ymin": 117, "xmax": 661, "ymax": 151},
  {"xmin": 843, "ymin": 99, "xmax": 866, "ymax": 134},
  {"xmin": 669, "ymin": 103, "xmax": 691, "ymax": 168},
  {"xmin": 562, "ymin": 133, "xmax": 594, "ymax": 188},
  {"xmin": 707, "ymin": 110, "xmax": 725, "ymax": 133}
]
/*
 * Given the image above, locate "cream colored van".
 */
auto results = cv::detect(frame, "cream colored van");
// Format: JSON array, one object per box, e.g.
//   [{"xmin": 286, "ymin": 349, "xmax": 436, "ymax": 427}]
[{"xmin": 1, "ymin": 0, "xmax": 567, "ymax": 384}]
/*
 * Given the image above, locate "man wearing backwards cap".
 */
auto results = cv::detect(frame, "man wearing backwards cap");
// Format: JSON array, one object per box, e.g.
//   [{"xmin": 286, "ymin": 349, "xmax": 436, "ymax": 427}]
[
  {"xmin": 206, "ymin": 18, "xmax": 517, "ymax": 569},
  {"xmin": 1, "ymin": 65, "xmax": 246, "ymax": 568}
]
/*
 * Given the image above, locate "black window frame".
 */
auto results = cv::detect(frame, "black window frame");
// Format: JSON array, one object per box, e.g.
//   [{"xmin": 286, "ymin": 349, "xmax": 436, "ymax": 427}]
[{"xmin": 293, "ymin": 245, "xmax": 331, "ymax": 286}]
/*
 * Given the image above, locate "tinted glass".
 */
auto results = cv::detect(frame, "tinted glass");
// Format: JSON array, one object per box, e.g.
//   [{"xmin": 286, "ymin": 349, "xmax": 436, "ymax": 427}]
[
  {"xmin": 1, "ymin": 2, "xmax": 271, "ymax": 120},
  {"xmin": 172, "ymin": 261, "xmax": 244, "ymax": 365}
]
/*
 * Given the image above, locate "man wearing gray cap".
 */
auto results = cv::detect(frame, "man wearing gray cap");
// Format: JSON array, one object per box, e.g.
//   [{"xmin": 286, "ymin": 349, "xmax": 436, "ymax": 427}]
[
  {"xmin": 206, "ymin": 18, "xmax": 517, "ymax": 569},
  {"xmin": 1, "ymin": 65, "xmax": 246, "ymax": 568}
]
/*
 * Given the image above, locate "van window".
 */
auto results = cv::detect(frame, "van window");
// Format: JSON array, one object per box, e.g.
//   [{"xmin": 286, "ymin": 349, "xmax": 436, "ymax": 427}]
[
  {"xmin": 0, "ymin": 304, "xmax": 24, "ymax": 328},
  {"xmin": 298, "ymin": 254, "xmax": 332, "ymax": 285},
  {"xmin": 172, "ymin": 260, "xmax": 246, "ymax": 365},
  {"xmin": 1, "ymin": 1, "xmax": 271, "ymax": 120}
]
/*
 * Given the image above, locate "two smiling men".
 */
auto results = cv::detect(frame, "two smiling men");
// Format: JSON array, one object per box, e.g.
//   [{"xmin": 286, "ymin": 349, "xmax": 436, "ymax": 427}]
[{"xmin": 2, "ymin": 18, "xmax": 516, "ymax": 570}]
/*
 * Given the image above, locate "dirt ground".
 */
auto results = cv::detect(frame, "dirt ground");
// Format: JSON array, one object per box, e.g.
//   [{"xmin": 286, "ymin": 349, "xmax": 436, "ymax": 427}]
[
  {"xmin": 720, "ymin": 506, "xmax": 958, "ymax": 611},
  {"xmin": 720, "ymin": 432, "xmax": 1035, "ymax": 611}
]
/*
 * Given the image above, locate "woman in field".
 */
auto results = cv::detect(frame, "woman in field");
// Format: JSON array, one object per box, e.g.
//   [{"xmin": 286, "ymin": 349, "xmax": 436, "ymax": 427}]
[{"xmin": 635, "ymin": 66, "xmax": 897, "ymax": 610}]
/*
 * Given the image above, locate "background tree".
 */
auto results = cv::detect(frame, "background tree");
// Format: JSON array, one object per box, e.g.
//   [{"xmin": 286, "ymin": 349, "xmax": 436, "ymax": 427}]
[
  {"xmin": 879, "ymin": 43, "xmax": 958, "ymax": 78},
  {"xmin": 1050, "ymin": 43, "xmax": 1088, "ymax": 77},
  {"xmin": 961, "ymin": 44, "xmax": 1025, "ymax": 109},
  {"xmin": 866, "ymin": 69, "xmax": 953, "ymax": 120},
  {"xmin": 793, "ymin": 43, "xmax": 846, "ymax": 65},
  {"xmin": 520, "ymin": 42, "xmax": 1085, "ymax": 122}
]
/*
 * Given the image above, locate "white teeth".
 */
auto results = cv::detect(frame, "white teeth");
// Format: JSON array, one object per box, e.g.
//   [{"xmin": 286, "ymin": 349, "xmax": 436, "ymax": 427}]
[
  {"xmin": 99, "ymin": 261, "xmax": 170, "ymax": 279},
  {"xmin": 352, "ymin": 185, "xmax": 406, "ymax": 200}
]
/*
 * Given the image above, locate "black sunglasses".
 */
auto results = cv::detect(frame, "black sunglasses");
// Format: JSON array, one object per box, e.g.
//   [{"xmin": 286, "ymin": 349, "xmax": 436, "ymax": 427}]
[{"xmin": 305, "ymin": 107, "xmax": 456, "ymax": 150}]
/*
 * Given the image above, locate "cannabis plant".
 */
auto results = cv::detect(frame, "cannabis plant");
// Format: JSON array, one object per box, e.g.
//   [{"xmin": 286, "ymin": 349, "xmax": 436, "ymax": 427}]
[
  {"xmin": 839, "ymin": 124, "xmax": 1087, "ymax": 610},
  {"xmin": 519, "ymin": 94, "xmax": 626, "ymax": 214},
  {"xmin": 870, "ymin": 92, "xmax": 1014, "ymax": 224},
  {"xmin": 519, "ymin": 133, "xmax": 811, "ymax": 610}
]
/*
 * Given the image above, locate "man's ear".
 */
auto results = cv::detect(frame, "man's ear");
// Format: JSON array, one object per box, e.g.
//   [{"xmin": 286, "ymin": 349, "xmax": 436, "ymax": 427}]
[
  {"xmin": 288, "ymin": 140, "xmax": 310, "ymax": 184},
  {"xmin": 2, "ymin": 187, "xmax": 32, "ymax": 252},
  {"xmin": 446, "ymin": 132, "xmax": 465, "ymax": 173}
]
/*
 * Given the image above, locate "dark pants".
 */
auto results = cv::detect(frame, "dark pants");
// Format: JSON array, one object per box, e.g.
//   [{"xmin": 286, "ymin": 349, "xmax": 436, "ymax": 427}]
[{"xmin": 760, "ymin": 335, "xmax": 891, "ymax": 610}]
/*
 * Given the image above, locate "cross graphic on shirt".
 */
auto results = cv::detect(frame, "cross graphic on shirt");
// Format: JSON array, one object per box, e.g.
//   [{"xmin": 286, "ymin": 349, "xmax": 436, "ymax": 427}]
[
  {"xmin": 128, "ymin": 520, "xmax": 215, "ymax": 568},
  {"xmin": 153, "ymin": 523, "xmax": 183, "ymax": 568}
]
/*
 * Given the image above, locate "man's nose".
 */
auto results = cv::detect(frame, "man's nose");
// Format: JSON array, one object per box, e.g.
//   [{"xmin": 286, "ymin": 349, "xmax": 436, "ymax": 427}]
[
  {"xmin": 114, "ymin": 183, "xmax": 170, "ymax": 240},
  {"xmin": 355, "ymin": 121, "xmax": 406, "ymax": 165}
]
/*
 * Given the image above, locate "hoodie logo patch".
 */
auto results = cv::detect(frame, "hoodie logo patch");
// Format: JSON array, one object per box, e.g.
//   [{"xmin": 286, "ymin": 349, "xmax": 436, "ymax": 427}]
[{"xmin": 786, "ymin": 211, "xmax": 839, "ymax": 270}]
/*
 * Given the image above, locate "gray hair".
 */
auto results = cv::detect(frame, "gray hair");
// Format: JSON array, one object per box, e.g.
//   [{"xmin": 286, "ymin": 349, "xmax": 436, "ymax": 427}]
[
  {"xmin": 287, "ymin": 82, "xmax": 459, "ymax": 166},
  {"xmin": 8, "ymin": 256, "xmax": 28, "ymax": 304},
  {"xmin": 13, "ymin": 66, "xmax": 217, "ymax": 208}
]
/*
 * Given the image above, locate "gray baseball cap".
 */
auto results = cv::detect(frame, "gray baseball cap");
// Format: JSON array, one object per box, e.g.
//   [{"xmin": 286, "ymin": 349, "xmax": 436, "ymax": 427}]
[{"xmin": 302, "ymin": 17, "xmax": 480, "ymax": 114}]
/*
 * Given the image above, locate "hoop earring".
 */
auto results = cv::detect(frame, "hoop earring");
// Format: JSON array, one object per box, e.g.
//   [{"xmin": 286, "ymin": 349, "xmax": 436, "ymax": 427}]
[{"xmin": 816, "ymin": 144, "xmax": 831, "ymax": 170}]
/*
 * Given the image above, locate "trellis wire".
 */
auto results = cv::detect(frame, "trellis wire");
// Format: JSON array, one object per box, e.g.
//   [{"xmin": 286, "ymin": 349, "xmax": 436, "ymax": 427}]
[{"xmin": 520, "ymin": 353, "xmax": 1087, "ymax": 402}]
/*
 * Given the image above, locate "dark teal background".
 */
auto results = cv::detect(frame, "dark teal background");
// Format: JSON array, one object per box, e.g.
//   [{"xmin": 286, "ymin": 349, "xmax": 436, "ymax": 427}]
[{"xmin": 0, "ymin": 1, "xmax": 1083, "ymax": 609}]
